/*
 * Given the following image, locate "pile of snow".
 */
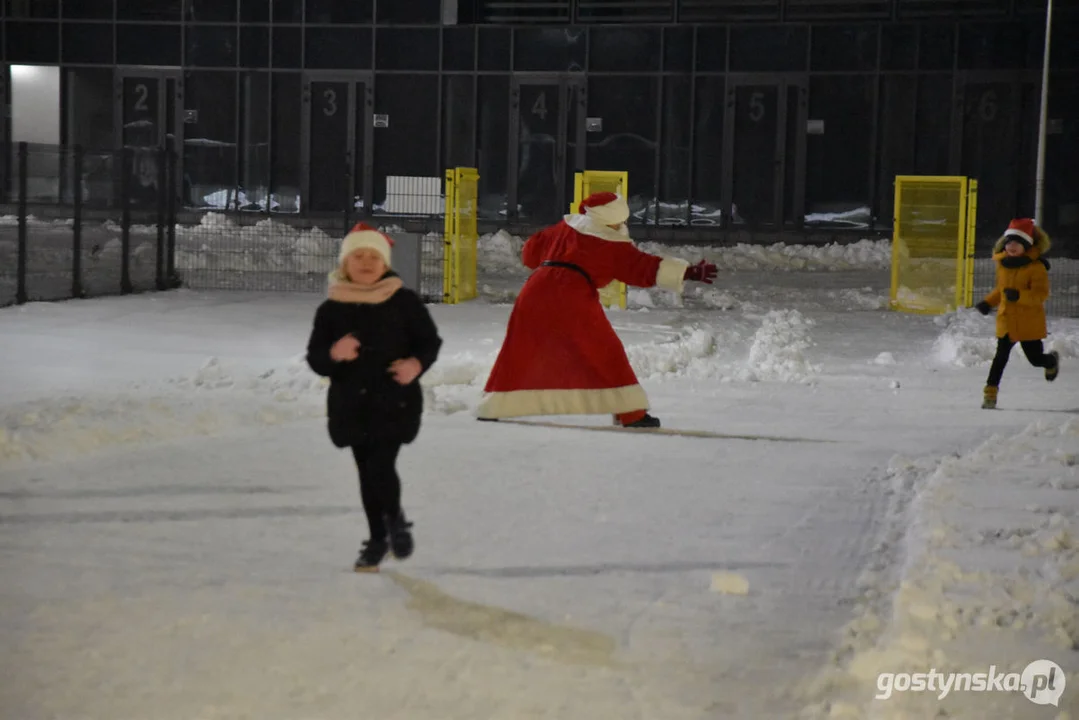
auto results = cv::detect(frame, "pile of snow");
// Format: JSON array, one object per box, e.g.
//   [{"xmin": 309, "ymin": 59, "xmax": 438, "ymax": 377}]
[
  {"xmin": 802, "ymin": 419, "xmax": 1079, "ymax": 719},
  {"xmin": 738, "ymin": 309, "xmax": 821, "ymax": 383},
  {"xmin": 932, "ymin": 309, "xmax": 1079, "ymax": 368}
]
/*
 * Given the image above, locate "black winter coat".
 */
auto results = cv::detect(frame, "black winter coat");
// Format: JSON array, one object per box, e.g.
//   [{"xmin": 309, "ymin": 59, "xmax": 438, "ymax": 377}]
[{"xmin": 305, "ymin": 281, "xmax": 442, "ymax": 448}]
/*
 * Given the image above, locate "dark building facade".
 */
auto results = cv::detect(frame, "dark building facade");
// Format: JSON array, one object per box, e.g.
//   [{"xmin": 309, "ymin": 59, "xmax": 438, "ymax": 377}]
[{"xmin": 1, "ymin": 0, "xmax": 1077, "ymax": 249}]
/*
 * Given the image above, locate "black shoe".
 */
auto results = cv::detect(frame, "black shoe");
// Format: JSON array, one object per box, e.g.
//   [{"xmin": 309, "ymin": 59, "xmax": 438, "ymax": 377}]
[
  {"xmin": 477, "ymin": 417, "xmax": 499, "ymax": 422},
  {"xmin": 354, "ymin": 538, "xmax": 389, "ymax": 572},
  {"xmin": 386, "ymin": 512, "xmax": 414, "ymax": 560},
  {"xmin": 623, "ymin": 413, "xmax": 661, "ymax": 429},
  {"xmin": 1046, "ymin": 351, "xmax": 1059, "ymax": 382}
]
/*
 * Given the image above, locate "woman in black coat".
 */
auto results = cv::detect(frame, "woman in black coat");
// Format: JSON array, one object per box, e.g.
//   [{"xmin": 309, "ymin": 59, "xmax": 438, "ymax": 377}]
[{"xmin": 306, "ymin": 223, "xmax": 442, "ymax": 572}]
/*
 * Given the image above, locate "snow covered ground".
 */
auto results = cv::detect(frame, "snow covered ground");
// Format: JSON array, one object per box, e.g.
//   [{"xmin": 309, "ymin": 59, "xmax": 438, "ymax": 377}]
[{"xmin": 1, "ymin": 233, "xmax": 1077, "ymax": 719}]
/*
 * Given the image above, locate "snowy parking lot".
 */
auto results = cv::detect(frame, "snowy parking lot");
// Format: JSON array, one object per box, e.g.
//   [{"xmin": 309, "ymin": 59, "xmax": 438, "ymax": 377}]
[{"xmin": 1, "ymin": 233, "xmax": 1077, "ymax": 719}]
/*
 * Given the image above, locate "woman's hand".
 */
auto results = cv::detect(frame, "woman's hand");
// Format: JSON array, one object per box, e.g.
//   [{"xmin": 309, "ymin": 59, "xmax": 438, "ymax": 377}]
[
  {"xmin": 389, "ymin": 357, "xmax": 423, "ymax": 385},
  {"xmin": 330, "ymin": 334, "xmax": 360, "ymax": 362}
]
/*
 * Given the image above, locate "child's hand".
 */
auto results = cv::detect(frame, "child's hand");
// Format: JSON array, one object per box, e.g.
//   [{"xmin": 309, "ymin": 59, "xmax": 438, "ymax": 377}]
[
  {"xmin": 330, "ymin": 334, "xmax": 360, "ymax": 362},
  {"xmin": 1003, "ymin": 288, "xmax": 1020, "ymax": 302},
  {"xmin": 389, "ymin": 357, "xmax": 422, "ymax": 385},
  {"xmin": 975, "ymin": 301, "xmax": 991, "ymax": 315}
]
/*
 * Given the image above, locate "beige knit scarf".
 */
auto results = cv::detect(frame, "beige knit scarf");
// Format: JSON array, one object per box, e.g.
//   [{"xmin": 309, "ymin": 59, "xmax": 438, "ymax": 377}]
[{"xmin": 327, "ymin": 270, "xmax": 403, "ymax": 304}]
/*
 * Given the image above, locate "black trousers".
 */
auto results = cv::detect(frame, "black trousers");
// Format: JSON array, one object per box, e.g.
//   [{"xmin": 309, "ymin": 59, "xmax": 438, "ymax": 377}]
[
  {"xmin": 986, "ymin": 335, "xmax": 1053, "ymax": 387},
  {"xmin": 350, "ymin": 442, "xmax": 402, "ymax": 540}
]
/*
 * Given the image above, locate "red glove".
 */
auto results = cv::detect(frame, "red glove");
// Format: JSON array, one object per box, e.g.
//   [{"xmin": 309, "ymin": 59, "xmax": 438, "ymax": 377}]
[{"xmin": 684, "ymin": 260, "xmax": 717, "ymax": 284}]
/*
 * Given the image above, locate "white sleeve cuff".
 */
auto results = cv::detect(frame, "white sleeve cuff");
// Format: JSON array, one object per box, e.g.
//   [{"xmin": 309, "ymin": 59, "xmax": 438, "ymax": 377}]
[{"xmin": 656, "ymin": 257, "xmax": 690, "ymax": 293}]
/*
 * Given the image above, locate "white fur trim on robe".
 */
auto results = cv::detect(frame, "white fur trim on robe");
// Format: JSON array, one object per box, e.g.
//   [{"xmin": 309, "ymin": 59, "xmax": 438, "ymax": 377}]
[
  {"xmin": 564, "ymin": 213, "xmax": 633, "ymax": 243},
  {"xmin": 655, "ymin": 257, "xmax": 690, "ymax": 293},
  {"xmin": 476, "ymin": 385, "xmax": 650, "ymax": 419}
]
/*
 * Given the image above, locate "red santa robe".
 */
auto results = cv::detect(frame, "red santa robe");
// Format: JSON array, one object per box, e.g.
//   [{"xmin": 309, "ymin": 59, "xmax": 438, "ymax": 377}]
[{"xmin": 476, "ymin": 196, "xmax": 690, "ymax": 420}]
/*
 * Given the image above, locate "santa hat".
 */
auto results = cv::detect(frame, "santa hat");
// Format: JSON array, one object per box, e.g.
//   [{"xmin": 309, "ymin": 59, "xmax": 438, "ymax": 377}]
[
  {"xmin": 338, "ymin": 222, "xmax": 393, "ymax": 267},
  {"xmin": 1003, "ymin": 218, "xmax": 1036, "ymax": 247},
  {"xmin": 578, "ymin": 191, "xmax": 630, "ymax": 227}
]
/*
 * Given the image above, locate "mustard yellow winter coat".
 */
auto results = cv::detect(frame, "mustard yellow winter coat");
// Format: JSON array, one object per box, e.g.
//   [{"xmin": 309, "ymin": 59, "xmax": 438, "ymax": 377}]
[{"xmin": 982, "ymin": 228, "xmax": 1051, "ymax": 342}]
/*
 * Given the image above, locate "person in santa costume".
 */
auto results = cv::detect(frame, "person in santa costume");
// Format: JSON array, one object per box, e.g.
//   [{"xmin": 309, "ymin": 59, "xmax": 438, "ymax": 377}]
[{"xmin": 476, "ymin": 191, "xmax": 717, "ymax": 428}]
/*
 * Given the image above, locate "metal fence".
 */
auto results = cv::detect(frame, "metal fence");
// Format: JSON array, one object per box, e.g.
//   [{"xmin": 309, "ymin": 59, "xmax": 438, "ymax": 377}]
[{"xmin": 0, "ymin": 145, "xmax": 449, "ymax": 306}]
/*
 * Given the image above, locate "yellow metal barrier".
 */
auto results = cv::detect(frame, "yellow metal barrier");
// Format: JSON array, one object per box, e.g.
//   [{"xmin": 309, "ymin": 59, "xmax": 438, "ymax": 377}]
[
  {"xmin": 571, "ymin": 170, "xmax": 629, "ymax": 309},
  {"xmin": 890, "ymin": 175, "xmax": 978, "ymax": 314},
  {"xmin": 443, "ymin": 167, "xmax": 479, "ymax": 304}
]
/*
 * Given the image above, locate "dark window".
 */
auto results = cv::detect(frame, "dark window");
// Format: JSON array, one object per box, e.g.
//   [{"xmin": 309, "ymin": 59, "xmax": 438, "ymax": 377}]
[
  {"xmin": 880, "ymin": 23, "xmax": 917, "ymax": 70},
  {"xmin": 443, "ymin": 26, "xmax": 475, "ymax": 71},
  {"xmin": 186, "ymin": 25, "xmax": 237, "ymax": 67},
  {"xmin": 270, "ymin": 72, "xmax": 301, "ymax": 212},
  {"xmin": 240, "ymin": 71, "xmax": 271, "ymax": 209},
  {"xmin": 62, "ymin": 0, "xmax": 114, "ymax": 18},
  {"xmin": 186, "ymin": 0, "xmax": 237, "ymax": 22},
  {"xmin": 577, "ymin": 0, "xmax": 675, "ymax": 22},
  {"xmin": 875, "ymin": 75, "xmax": 917, "ymax": 226},
  {"xmin": 693, "ymin": 25, "xmax": 726, "ymax": 72},
  {"xmin": 805, "ymin": 75, "xmax": 874, "ymax": 223},
  {"xmin": 6, "ymin": 22, "xmax": 60, "ymax": 63},
  {"xmin": 116, "ymin": 24, "xmax": 181, "ymax": 65},
  {"xmin": 117, "ymin": 0, "xmax": 179, "ymax": 21},
  {"xmin": 375, "ymin": 0, "xmax": 440, "ymax": 24},
  {"xmin": 476, "ymin": 75, "xmax": 509, "ymax": 219},
  {"xmin": 372, "ymin": 74, "xmax": 439, "ymax": 207},
  {"xmin": 691, "ymin": 75, "xmax": 724, "ymax": 225},
  {"xmin": 513, "ymin": 27, "xmax": 586, "ymax": 72},
  {"xmin": 305, "ymin": 0, "xmax": 372, "ymax": 24},
  {"xmin": 63, "ymin": 22, "xmax": 112, "ymax": 64},
  {"xmin": 658, "ymin": 76, "xmax": 691, "ymax": 226},
  {"xmin": 679, "ymin": 0, "xmax": 778, "ymax": 22},
  {"xmin": 586, "ymin": 76, "xmax": 658, "ymax": 223},
  {"xmin": 811, "ymin": 25, "xmax": 878, "ymax": 72},
  {"xmin": 478, "ymin": 27, "xmax": 510, "ymax": 71},
  {"xmin": 663, "ymin": 25, "xmax": 692, "ymax": 72},
  {"xmin": 588, "ymin": 27, "xmax": 661, "ymax": 72},
  {"xmin": 785, "ymin": 0, "xmax": 889, "ymax": 20},
  {"xmin": 1050, "ymin": 21, "xmax": 1079, "ymax": 70},
  {"xmin": 897, "ymin": 0, "xmax": 1008, "ymax": 18},
  {"xmin": 1045, "ymin": 73, "xmax": 1079, "ymax": 232},
  {"xmin": 729, "ymin": 25, "xmax": 807, "ymax": 72},
  {"xmin": 272, "ymin": 0, "xmax": 301, "ymax": 22},
  {"xmin": 6, "ymin": 0, "xmax": 59, "ymax": 17},
  {"xmin": 914, "ymin": 73, "xmax": 952, "ymax": 174},
  {"xmin": 240, "ymin": 25, "xmax": 269, "ymax": 68},
  {"xmin": 958, "ymin": 22, "xmax": 1028, "ymax": 70},
  {"xmin": 443, "ymin": 75, "xmax": 475, "ymax": 169},
  {"xmin": 376, "ymin": 28, "xmax": 439, "ymax": 71},
  {"xmin": 305, "ymin": 27, "xmax": 372, "ymax": 69},
  {"xmin": 66, "ymin": 67, "xmax": 114, "ymax": 152},
  {"xmin": 240, "ymin": 0, "xmax": 268, "ymax": 21},
  {"xmin": 183, "ymin": 71, "xmax": 238, "ymax": 208},
  {"xmin": 272, "ymin": 26, "xmax": 302, "ymax": 68},
  {"xmin": 918, "ymin": 23, "xmax": 954, "ymax": 70}
]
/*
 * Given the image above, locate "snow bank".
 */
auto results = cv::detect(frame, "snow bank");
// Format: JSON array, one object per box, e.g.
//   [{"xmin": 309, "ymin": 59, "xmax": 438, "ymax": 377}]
[
  {"xmin": 932, "ymin": 310, "xmax": 1079, "ymax": 368},
  {"xmin": 802, "ymin": 420, "xmax": 1079, "ymax": 719}
]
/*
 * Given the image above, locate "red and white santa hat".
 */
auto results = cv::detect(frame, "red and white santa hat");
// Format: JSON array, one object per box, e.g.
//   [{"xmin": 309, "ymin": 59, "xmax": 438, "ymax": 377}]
[
  {"xmin": 339, "ymin": 222, "xmax": 394, "ymax": 267},
  {"xmin": 1003, "ymin": 218, "xmax": 1036, "ymax": 247},
  {"xmin": 578, "ymin": 191, "xmax": 630, "ymax": 227}
]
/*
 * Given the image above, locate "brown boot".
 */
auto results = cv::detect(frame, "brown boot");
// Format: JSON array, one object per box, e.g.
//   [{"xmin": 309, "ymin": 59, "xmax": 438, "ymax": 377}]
[{"xmin": 982, "ymin": 385, "xmax": 998, "ymax": 409}]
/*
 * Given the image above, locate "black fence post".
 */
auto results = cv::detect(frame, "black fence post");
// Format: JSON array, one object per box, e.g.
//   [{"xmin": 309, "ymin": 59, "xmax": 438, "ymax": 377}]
[
  {"xmin": 155, "ymin": 146, "xmax": 167, "ymax": 291},
  {"xmin": 166, "ymin": 150, "xmax": 179, "ymax": 287},
  {"xmin": 120, "ymin": 148, "xmax": 133, "ymax": 295},
  {"xmin": 72, "ymin": 146, "xmax": 84, "ymax": 299},
  {"xmin": 16, "ymin": 142, "xmax": 28, "ymax": 305},
  {"xmin": 343, "ymin": 151, "xmax": 353, "ymax": 231}
]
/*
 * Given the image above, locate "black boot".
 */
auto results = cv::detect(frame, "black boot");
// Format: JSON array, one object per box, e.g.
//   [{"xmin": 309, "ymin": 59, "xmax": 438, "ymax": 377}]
[
  {"xmin": 1046, "ymin": 351, "xmax": 1060, "ymax": 382},
  {"xmin": 623, "ymin": 413, "xmax": 661, "ymax": 429},
  {"xmin": 354, "ymin": 538, "xmax": 389, "ymax": 573},
  {"xmin": 386, "ymin": 512, "xmax": 414, "ymax": 560}
]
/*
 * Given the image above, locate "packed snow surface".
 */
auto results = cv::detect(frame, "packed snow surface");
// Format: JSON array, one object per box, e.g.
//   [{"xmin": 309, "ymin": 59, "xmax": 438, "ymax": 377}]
[{"xmin": 2, "ymin": 232, "xmax": 1078, "ymax": 719}]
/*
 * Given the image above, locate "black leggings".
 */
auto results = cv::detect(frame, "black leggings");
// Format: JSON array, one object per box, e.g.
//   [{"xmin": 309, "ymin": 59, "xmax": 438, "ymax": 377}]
[
  {"xmin": 350, "ymin": 443, "xmax": 402, "ymax": 540},
  {"xmin": 986, "ymin": 335, "xmax": 1054, "ymax": 387}
]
